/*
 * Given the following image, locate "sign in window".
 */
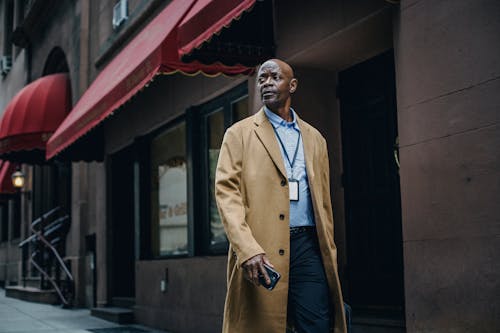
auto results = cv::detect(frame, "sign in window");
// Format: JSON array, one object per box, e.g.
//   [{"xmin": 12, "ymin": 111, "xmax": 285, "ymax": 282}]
[{"xmin": 151, "ymin": 122, "xmax": 188, "ymax": 256}]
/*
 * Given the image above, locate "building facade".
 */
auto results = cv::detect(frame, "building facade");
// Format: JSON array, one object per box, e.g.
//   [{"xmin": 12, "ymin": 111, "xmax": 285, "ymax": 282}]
[{"xmin": 0, "ymin": 1, "xmax": 499, "ymax": 333}]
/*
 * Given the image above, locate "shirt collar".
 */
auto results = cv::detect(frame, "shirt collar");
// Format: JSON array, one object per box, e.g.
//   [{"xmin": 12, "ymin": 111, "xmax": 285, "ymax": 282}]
[{"xmin": 264, "ymin": 106, "xmax": 300, "ymax": 131}]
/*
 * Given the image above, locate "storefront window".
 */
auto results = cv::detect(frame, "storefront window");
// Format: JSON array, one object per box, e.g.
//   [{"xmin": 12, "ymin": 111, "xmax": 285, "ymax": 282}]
[
  {"xmin": 151, "ymin": 122, "xmax": 188, "ymax": 256},
  {"xmin": 144, "ymin": 85, "xmax": 247, "ymax": 257},
  {"xmin": 232, "ymin": 96, "xmax": 248, "ymax": 123},
  {"xmin": 201, "ymin": 87, "xmax": 248, "ymax": 252},
  {"xmin": 207, "ymin": 108, "xmax": 225, "ymax": 247}
]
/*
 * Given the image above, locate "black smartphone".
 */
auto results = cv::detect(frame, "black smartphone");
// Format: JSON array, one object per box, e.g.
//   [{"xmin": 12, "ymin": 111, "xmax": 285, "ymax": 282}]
[{"xmin": 258, "ymin": 264, "xmax": 281, "ymax": 290}]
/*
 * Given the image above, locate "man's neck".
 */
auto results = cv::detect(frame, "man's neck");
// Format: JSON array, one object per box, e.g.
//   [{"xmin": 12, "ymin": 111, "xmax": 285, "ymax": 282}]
[{"xmin": 268, "ymin": 106, "xmax": 292, "ymax": 122}]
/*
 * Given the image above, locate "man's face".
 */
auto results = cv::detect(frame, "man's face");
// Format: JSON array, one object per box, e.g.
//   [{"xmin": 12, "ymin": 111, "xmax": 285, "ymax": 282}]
[{"xmin": 257, "ymin": 61, "xmax": 296, "ymax": 110}]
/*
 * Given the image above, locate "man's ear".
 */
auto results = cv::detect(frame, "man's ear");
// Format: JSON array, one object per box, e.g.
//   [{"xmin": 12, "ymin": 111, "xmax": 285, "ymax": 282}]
[{"xmin": 289, "ymin": 78, "xmax": 298, "ymax": 93}]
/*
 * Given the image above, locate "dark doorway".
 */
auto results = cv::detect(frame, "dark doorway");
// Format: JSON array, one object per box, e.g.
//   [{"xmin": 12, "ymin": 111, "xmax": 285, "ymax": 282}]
[
  {"xmin": 109, "ymin": 146, "xmax": 135, "ymax": 301},
  {"xmin": 31, "ymin": 162, "xmax": 71, "ymax": 283},
  {"xmin": 339, "ymin": 51, "xmax": 404, "ymax": 318},
  {"xmin": 85, "ymin": 233, "xmax": 97, "ymax": 307}
]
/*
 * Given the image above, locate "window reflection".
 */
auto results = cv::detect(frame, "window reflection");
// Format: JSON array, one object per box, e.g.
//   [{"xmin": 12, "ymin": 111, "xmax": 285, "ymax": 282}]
[
  {"xmin": 151, "ymin": 122, "xmax": 188, "ymax": 256},
  {"xmin": 207, "ymin": 109, "xmax": 225, "ymax": 246},
  {"xmin": 232, "ymin": 96, "xmax": 248, "ymax": 123},
  {"xmin": 205, "ymin": 95, "xmax": 248, "ymax": 250}
]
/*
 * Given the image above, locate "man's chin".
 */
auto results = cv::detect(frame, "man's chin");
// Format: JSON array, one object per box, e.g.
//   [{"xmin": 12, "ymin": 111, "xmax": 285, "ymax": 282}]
[{"xmin": 263, "ymin": 100, "xmax": 279, "ymax": 110}]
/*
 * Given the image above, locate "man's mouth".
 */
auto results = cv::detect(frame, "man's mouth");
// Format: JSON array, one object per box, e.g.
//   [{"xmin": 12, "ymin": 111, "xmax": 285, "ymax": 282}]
[{"xmin": 262, "ymin": 90, "xmax": 276, "ymax": 98}]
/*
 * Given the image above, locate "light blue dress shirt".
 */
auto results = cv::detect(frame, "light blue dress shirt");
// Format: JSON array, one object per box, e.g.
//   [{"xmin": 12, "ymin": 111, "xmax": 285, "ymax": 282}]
[{"xmin": 264, "ymin": 107, "xmax": 315, "ymax": 227}]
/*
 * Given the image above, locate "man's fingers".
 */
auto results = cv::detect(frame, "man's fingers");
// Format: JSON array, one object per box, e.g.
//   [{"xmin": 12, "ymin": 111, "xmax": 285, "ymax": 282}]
[
  {"xmin": 242, "ymin": 254, "xmax": 269, "ymax": 286},
  {"xmin": 258, "ymin": 262, "xmax": 271, "ymax": 285},
  {"xmin": 262, "ymin": 256, "xmax": 274, "ymax": 268},
  {"xmin": 251, "ymin": 264, "xmax": 260, "ymax": 285}
]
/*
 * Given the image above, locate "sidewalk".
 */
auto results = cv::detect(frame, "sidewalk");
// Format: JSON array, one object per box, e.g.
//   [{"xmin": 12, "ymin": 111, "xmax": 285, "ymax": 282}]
[{"xmin": 0, "ymin": 288, "xmax": 168, "ymax": 333}]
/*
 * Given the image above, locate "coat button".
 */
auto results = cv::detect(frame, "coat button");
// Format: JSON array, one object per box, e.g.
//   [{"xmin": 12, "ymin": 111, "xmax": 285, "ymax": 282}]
[
  {"xmin": 280, "ymin": 179, "xmax": 286, "ymax": 186},
  {"xmin": 279, "ymin": 214, "xmax": 285, "ymax": 220},
  {"xmin": 279, "ymin": 249, "xmax": 285, "ymax": 255}
]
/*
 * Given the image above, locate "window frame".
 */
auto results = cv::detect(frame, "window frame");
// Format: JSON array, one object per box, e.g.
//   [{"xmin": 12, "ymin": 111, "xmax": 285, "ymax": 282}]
[
  {"xmin": 141, "ymin": 83, "xmax": 249, "ymax": 260},
  {"xmin": 193, "ymin": 83, "xmax": 248, "ymax": 255},
  {"xmin": 147, "ymin": 115, "xmax": 192, "ymax": 259}
]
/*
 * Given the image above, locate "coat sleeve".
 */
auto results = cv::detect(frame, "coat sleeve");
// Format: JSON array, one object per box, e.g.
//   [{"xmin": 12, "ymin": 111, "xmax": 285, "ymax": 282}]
[
  {"xmin": 215, "ymin": 126, "xmax": 265, "ymax": 267},
  {"xmin": 320, "ymin": 137, "xmax": 338, "ymax": 268}
]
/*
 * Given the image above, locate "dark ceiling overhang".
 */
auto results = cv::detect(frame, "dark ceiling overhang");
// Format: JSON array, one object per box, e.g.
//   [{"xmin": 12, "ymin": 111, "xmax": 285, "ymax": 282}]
[{"xmin": 178, "ymin": 0, "xmax": 275, "ymax": 67}]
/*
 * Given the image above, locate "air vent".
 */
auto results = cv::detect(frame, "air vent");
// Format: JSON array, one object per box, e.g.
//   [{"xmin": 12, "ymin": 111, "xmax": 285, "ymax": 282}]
[{"xmin": 112, "ymin": 0, "xmax": 128, "ymax": 30}]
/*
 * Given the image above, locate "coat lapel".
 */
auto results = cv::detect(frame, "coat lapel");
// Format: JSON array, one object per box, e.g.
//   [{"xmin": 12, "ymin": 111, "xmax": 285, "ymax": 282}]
[
  {"xmin": 297, "ymin": 116, "xmax": 316, "ymax": 184},
  {"xmin": 253, "ymin": 109, "xmax": 287, "ymax": 179}
]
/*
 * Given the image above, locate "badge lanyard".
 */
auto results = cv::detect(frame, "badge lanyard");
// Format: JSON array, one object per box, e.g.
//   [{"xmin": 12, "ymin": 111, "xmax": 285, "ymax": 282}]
[{"xmin": 272, "ymin": 126, "xmax": 300, "ymax": 201}]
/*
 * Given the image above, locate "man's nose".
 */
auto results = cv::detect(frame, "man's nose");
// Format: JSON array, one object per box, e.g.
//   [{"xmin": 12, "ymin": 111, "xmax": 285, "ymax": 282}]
[{"xmin": 262, "ymin": 76, "xmax": 273, "ymax": 86}]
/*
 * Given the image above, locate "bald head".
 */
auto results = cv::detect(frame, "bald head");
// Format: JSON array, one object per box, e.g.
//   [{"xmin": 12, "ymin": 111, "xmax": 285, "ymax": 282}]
[
  {"xmin": 257, "ymin": 59, "xmax": 298, "ymax": 115},
  {"xmin": 260, "ymin": 59, "xmax": 295, "ymax": 80}
]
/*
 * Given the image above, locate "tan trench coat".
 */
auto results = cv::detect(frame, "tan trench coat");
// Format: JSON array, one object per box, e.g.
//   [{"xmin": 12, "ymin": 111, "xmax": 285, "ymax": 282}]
[{"xmin": 215, "ymin": 109, "xmax": 347, "ymax": 333}]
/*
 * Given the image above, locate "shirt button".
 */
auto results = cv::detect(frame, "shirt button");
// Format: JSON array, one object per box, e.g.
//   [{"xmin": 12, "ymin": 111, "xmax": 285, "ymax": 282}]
[
  {"xmin": 281, "ymin": 179, "xmax": 286, "ymax": 186},
  {"xmin": 279, "ymin": 214, "xmax": 285, "ymax": 220},
  {"xmin": 279, "ymin": 249, "xmax": 285, "ymax": 255}
]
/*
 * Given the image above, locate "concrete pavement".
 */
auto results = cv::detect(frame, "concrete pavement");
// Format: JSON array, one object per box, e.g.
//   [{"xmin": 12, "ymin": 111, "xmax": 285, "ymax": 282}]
[
  {"xmin": 0, "ymin": 288, "xmax": 168, "ymax": 333},
  {"xmin": 0, "ymin": 289, "xmax": 411, "ymax": 333}
]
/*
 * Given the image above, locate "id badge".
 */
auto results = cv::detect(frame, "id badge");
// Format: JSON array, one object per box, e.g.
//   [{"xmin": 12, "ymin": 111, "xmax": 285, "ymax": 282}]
[{"xmin": 289, "ymin": 179, "xmax": 299, "ymax": 201}]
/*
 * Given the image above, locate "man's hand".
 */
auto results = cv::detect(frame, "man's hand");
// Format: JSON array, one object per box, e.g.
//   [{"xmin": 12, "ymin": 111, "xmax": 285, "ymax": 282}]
[{"xmin": 242, "ymin": 254, "xmax": 274, "ymax": 286}]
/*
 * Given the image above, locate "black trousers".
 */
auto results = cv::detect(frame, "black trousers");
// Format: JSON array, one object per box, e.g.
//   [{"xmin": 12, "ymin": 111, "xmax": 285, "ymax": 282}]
[{"xmin": 287, "ymin": 229, "xmax": 331, "ymax": 333}]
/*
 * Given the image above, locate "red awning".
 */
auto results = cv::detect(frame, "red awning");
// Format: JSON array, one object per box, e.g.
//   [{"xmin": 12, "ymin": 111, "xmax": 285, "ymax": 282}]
[
  {"xmin": 178, "ymin": 0, "xmax": 256, "ymax": 58},
  {"xmin": 0, "ymin": 73, "xmax": 70, "ymax": 163},
  {"xmin": 46, "ymin": 0, "xmax": 253, "ymax": 160},
  {"xmin": 0, "ymin": 161, "xmax": 16, "ymax": 194}
]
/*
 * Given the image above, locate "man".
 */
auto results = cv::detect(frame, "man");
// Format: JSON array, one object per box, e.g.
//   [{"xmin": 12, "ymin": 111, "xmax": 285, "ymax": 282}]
[{"xmin": 215, "ymin": 59, "xmax": 347, "ymax": 333}]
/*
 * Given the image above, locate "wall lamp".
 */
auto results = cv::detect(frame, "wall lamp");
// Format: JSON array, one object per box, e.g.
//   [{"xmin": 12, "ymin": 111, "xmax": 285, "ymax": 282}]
[
  {"xmin": 11, "ymin": 168, "xmax": 31, "ymax": 200},
  {"xmin": 11, "ymin": 169, "xmax": 25, "ymax": 189}
]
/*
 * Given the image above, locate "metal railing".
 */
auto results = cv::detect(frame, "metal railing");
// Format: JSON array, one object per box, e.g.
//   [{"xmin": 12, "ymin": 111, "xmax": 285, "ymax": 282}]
[{"xmin": 19, "ymin": 206, "xmax": 74, "ymax": 307}]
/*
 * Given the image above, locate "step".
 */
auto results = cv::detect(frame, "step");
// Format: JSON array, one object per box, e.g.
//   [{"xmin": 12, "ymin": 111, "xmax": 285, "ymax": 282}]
[
  {"xmin": 112, "ymin": 296, "xmax": 135, "ymax": 308},
  {"xmin": 23, "ymin": 277, "xmax": 43, "ymax": 289},
  {"xmin": 352, "ymin": 324, "xmax": 405, "ymax": 333},
  {"xmin": 351, "ymin": 315, "xmax": 405, "ymax": 333},
  {"xmin": 5, "ymin": 286, "xmax": 59, "ymax": 304},
  {"xmin": 91, "ymin": 307, "xmax": 134, "ymax": 324}
]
